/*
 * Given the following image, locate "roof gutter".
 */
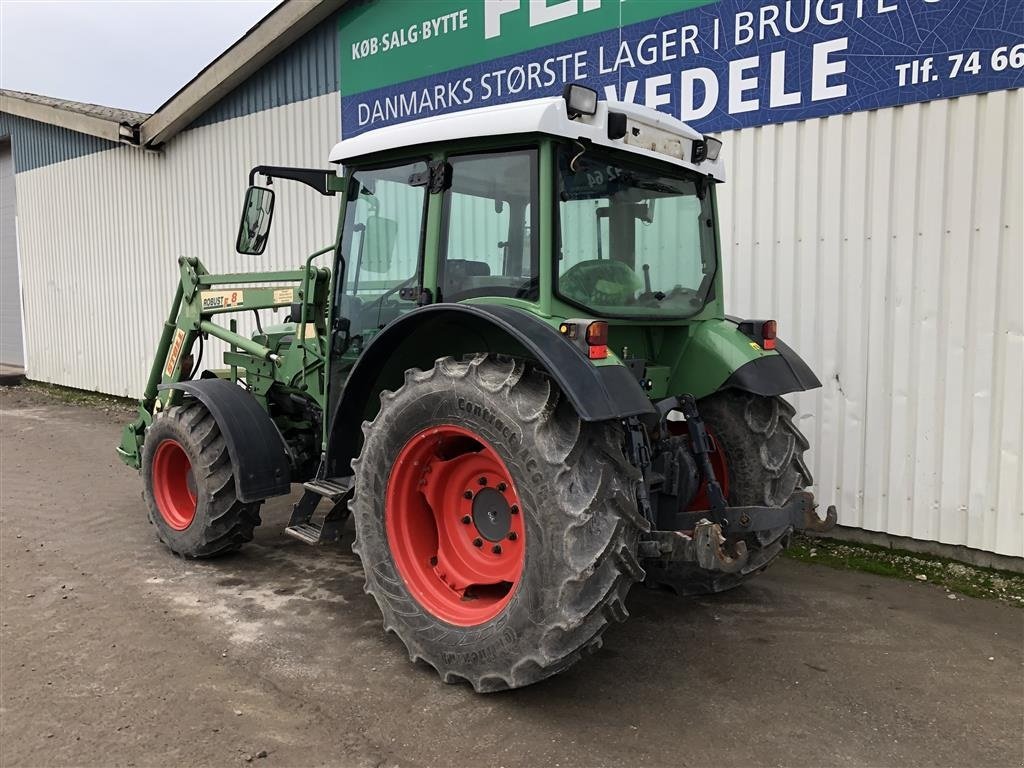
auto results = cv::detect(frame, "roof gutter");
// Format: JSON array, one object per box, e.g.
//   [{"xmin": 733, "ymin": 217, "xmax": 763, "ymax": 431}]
[
  {"xmin": 0, "ymin": 92, "xmax": 139, "ymax": 144},
  {"xmin": 140, "ymin": 0, "xmax": 344, "ymax": 148}
]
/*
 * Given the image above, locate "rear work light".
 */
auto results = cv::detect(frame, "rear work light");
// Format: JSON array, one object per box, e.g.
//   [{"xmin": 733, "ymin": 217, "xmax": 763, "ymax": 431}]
[
  {"xmin": 559, "ymin": 319, "xmax": 609, "ymax": 359},
  {"xmin": 738, "ymin": 319, "xmax": 777, "ymax": 350},
  {"xmin": 563, "ymin": 83, "xmax": 598, "ymax": 119}
]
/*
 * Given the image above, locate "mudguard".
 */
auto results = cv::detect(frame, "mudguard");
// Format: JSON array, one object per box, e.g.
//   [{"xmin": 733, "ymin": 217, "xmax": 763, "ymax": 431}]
[
  {"xmin": 672, "ymin": 318, "xmax": 821, "ymax": 399},
  {"xmin": 159, "ymin": 378, "xmax": 291, "ymax": 502},
  {"xmin": 722, "ymin": 336, "xmax": 821, "ymax": 396},
  {"xmin": 326, "ymin": 303, "xmax": 654, "ymax": 476}
]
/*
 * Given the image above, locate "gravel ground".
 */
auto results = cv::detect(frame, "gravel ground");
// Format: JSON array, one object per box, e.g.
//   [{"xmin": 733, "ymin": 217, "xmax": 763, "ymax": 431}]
[{"xmin": 1, "ymin": 386, "xmax": 1022, "ymax": 768}]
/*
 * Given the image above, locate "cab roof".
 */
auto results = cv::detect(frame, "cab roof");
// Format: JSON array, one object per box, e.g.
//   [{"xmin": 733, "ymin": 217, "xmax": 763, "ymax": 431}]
[{"xmin": 329, "ymin": 97, "xmax": 726, "ymax": 183}]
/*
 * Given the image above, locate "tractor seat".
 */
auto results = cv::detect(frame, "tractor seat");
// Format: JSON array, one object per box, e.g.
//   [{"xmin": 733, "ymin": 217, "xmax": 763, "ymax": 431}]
[{"xmin": 444, "ymin": 259, "xmax": 491, "ymax": 296}]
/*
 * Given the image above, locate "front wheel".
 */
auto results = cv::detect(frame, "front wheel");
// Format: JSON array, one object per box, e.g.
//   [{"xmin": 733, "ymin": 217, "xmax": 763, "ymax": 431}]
[
  {"xmin": 350, "ymin": 355, "xmax": 647, "ymax": 692},
  {"xmin": 142, "ymin": 400, "xmax": 263, "ymax": 558},
  {"xmin": 645, "ymin": 390, "xmax": 812, "ymax": 595}
]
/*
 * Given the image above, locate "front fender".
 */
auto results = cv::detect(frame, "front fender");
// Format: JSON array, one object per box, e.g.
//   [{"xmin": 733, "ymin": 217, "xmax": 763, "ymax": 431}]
[
  {"xmin": 672, "ymin": 318, "xmax": 820, "ymax": 399},
  {"xmin": 159, "ymin": 379, "xmax": 291, "ymax": 502}
]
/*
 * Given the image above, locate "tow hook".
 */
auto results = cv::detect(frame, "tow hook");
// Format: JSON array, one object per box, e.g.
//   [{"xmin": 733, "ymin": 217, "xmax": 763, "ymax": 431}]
[
  {"xmin": 639, "ymin": 521, "xmax": 750, "ymax": 573},
  {"xmin": 639, "ymin": 491, "xmax": 838, "ymax": 571}
]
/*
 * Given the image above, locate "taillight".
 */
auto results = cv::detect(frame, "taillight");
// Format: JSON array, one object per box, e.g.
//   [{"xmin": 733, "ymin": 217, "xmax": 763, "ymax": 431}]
[
  {"xmin": 560, "ymin": 319, "xmax": 609, "ymax": 359},
  {"xmin": 585, "ymin": 321, "xmax": 608, "ymax": 359},
  {"xmin": 738, "ymin": 318, "xmax": 778, "ymax": 350}
]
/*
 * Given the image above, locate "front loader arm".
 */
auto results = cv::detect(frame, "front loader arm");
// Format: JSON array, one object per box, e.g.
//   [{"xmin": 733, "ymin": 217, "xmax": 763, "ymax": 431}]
[{"xmin": 118, "ymin": 254, "xmax": 332, "ymax": 469}]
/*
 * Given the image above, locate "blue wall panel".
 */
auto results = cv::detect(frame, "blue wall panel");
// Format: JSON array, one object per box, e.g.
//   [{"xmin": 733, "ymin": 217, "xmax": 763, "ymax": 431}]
[
  {"xmin": 0, "ymin": 112, "xmax": 118, "ymax": 173},
  {"xmin": 187, "ymin": 13, "xmax": 340, "ymax": 131}
]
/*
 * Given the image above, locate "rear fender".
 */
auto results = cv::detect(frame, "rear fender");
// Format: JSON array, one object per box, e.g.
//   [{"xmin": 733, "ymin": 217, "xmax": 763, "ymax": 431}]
[
  {"xmin": 671, "ymin": 318, "xmax": 820, "ymax": 399},
  {"xmin": 326, "ymin": 304, "xmax": 654, "ymax": 477},
  {"xmin": 159, "ymin": 379, "xmax": 291, "ymax": 502}
]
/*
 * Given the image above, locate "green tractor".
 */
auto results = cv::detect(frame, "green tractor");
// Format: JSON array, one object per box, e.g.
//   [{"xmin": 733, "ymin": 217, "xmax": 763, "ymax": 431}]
[{"xmin": 120, "ymin": 84, "xmax": 835, "ymax": 692}]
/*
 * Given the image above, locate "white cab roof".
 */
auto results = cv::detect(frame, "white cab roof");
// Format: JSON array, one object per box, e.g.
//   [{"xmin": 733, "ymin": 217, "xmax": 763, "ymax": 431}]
[{"xmin": 329, "ymin": 97, "xmax": 725, "ymax": 182}]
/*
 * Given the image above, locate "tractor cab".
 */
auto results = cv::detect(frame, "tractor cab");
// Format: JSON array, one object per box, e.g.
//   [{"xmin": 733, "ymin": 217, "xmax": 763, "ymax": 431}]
[{"xmin": 327, "ymin": 85, "xmax": 727, "ymax": 347}]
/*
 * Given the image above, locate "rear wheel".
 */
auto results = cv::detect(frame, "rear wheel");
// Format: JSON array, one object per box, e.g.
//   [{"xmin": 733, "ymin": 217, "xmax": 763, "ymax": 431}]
[
  {"xmin": 350, "ymin": 355, "xmax": 647, "ymax": 692},
  {"xmin": 142, "ymin": 400, "xmax": 263, "ymax": 558},
  {"xmin": 645, "ymin": 390, "xmax": 812, "ymax": 595}
]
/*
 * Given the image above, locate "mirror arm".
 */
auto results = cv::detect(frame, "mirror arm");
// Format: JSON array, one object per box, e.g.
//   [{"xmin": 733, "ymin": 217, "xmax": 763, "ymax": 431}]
[{"xmin": 248, "ymin": 165, "xmax": 338, "ymax": 196}]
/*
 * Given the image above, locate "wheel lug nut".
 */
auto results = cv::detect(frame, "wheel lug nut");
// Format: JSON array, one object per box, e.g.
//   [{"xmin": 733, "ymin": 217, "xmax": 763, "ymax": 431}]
[
  {"xmin": 473, "ymin": 538, "xmax": 483, "ymax": 548},
  {"xmin": 478, "ymin": 476, "xmax": 487, "ymax": 486},
  {"xmin": 429, "ymin": 556, "xmax": 437, "ymax": 566},
  {"xmin": 461, "ymin": 515, "xmax": 472, "ymax": 525},
  {"xmin": 497, "ymin": 482, "xmax": 507, "ymax": 492},
  {"xmin": 510, "ymin": 505, "xmax": 519, "ymax": 515},
  {"xmin": 507, "ymin": 531, "xmax": 517, "ymax": 541},
  {"xmin": 463, "ymin": 490, "xmax": 473, "ymax": 499},
  {"xmin": 492, "ymin": 544, "xmax": 502, "ymax": 554}
]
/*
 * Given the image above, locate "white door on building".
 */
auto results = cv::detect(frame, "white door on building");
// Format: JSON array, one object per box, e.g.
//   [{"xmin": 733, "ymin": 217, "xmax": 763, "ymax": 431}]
[{"xmin": 0, "ymin": 139, "xmax": 25, "ymax": 369}]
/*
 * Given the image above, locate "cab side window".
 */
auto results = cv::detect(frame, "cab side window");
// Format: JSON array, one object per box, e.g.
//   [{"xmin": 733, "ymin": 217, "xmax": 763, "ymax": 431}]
[
  {"xmin": 440, "ymin": 150, "xmax": 538, "ymax": 302},
  {"xmin": 341, "ymin": 160, "xmax": 428, "ymax": 336}
]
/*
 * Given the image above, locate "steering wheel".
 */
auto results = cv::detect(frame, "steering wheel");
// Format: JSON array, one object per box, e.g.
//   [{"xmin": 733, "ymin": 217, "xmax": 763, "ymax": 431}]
[{"xmin": 559, "ymin": 260, "xmax": 641, "ymax": 307}]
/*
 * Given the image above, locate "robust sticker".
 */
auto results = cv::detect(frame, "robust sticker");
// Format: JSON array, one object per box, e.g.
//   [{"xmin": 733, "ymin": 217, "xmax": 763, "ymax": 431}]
[
  {"xmin": 200, "ymin": 290, "xmax": 244, "ymax": 311},
  {"xmin": 273, "ymin": 288, "xmax": 295, "ymax": 305},
  {"xmin": 164, "ymin": 329, "xmax": 186, "ymax": 377}
]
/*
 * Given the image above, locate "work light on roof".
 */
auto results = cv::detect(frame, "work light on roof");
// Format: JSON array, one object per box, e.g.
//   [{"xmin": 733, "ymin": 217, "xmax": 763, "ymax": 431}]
[{"xmin": 563, "ymin": 83, "xmax": 598, "ymax": 119}]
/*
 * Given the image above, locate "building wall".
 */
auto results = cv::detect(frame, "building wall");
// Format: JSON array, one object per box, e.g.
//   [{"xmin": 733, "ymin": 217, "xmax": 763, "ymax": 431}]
[
  {"xmin": 0, "ymin": 17, "xmax": 1019, "ymax": 557},
  {"xmin": 716, "ymin": 89, "xmax": 1023, "ymax": 558},
  {"xmin": 8, "ymin": 91, "xmax": 341, "ymax": 395}
]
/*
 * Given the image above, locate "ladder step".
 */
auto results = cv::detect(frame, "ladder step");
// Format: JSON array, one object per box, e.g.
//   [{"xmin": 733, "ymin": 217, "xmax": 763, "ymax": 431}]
[
  {"xmin": 284, "ymin": 523, "xmax": 324, "ymax": 546},
  {"xmin": 302, "ymin": 477, "xmax": 353, "ymax": 502}
]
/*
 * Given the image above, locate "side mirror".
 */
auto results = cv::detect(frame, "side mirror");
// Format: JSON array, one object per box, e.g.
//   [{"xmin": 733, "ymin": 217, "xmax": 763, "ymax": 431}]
[
  {"xmin": 236, "ymin": 186, "xmax": 275, "ymax": 255},
  {"xmin": 361, "ymin": 214, "xmax": 398, "ymax": 273}
]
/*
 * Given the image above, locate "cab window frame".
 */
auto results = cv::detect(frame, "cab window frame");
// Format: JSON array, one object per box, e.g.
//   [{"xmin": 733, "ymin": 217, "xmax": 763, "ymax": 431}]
[
  {"xmin": 437, "ymin": 146, "xmax": 541, "ymax": 304},
  {"xmin": 336, "ymin": 155, "xmax": 432, "ymax": 328},
  {"xmin": 552, "ymin": 142, "xmax": 721, "ymax": 321}
]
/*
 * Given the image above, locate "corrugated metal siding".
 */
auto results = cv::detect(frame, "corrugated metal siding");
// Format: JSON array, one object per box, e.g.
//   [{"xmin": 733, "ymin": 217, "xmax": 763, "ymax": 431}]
[
  {"xmin": 188, "ymin": 15, "xmax": 339, "ymax": 131},
  {"xmin": 12, "ymin": 91, "xmax": 341, "ymax": 397},
  {"xmin": 0, "ymin": 112, "xmax": 119, "ymax": 173},
  {"xmin": 716, "ymin": 90, "xmax": 1023, "ymax": 557}
]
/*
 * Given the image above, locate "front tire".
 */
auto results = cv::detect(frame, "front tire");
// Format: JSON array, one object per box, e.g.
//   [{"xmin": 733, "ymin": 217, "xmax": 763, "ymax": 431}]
[
  {"xmin": 350, "ymin": 355, "xmax": 647, "ymax": 692},
  {"xmin": 142, "ymin": 400, "xmax": 263, "ymax": 558},
  {"xmin": 645, "ymin": 390, "xmax": 812, "ymax": 595}
]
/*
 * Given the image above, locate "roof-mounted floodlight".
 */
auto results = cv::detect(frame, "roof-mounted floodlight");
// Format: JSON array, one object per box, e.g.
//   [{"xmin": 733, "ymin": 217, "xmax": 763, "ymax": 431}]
[
  {"xmin": 563, "ymin": 83, "xmax": 598, "ymax": 120},
  {"xmin": 691, "ymin": 136, "xmax": 723, "ymax": 164}
]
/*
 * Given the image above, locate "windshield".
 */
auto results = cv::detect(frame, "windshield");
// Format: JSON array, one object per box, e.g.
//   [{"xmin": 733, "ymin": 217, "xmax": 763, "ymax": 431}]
[{"xmin": 556, "ymin": 148, "xmax": 717, "ymax": 318}]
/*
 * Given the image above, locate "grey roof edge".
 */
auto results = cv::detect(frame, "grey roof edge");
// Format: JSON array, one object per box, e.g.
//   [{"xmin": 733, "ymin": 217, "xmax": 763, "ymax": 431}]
[
  {"xmin": 1, "ymin": 0, "xmax": 345, "ymax": 149},
  {"xmin": 139, "ymin": 0, "xmax": 345, "ymax": 148},
  {"xmin": 0, "ymin": 89, "xmax": 148, "ymax": 144}
]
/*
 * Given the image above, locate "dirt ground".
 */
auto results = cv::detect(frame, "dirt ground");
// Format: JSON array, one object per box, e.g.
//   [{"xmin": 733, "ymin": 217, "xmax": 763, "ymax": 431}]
[{"xmin": 1, "ymin": 387, "xmax": 1022, "ymax": 768}]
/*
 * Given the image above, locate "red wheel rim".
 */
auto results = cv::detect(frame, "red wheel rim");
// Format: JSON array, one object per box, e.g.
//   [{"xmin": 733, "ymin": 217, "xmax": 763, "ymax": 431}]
[
  {"xmin": 152, "ymin": 439, "xmax": 198, "ymax": 531},
  {"xmin": 687, "ymin": 429, "xmax": 730, "ymax": 511},
  {"xmin": 385, "ymin": 425, "xmax": 525, "ymax": 626}
]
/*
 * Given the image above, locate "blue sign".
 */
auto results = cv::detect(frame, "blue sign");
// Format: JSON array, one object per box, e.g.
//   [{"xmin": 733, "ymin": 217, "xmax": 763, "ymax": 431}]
[{"xmin": 341, "ymin": 0, "xmax": 1024, "ymax": 138}]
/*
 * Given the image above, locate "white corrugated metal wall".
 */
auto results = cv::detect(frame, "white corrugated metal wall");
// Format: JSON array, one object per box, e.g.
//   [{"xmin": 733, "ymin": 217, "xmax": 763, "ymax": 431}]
[
  {"xmin": 6, "ymin": 89, "xmax": 1022, "ymax": 557},
  {"xmin": 12, "ymin": 92, "xmax": 341, "ymax": 395},
  {"xmin": 717, "ymin": 90, "xmax": 1023, "ymax": 557}
]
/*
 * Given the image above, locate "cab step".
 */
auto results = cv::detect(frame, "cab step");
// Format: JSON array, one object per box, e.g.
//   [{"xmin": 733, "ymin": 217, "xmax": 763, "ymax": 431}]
[
  {"xmin": 302, "ymin": 477, "xmax": 352, "ymax": 502},
  {"xmin": 283, "ymin": 476, "xmax": 353, "ymax": 545}
]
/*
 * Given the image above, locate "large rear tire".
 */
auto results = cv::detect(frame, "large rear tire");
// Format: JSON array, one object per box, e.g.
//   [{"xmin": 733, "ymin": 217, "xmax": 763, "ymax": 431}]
[
  {"xmin": 350, "ymin": 355, "xmax": 647, "ymax": 692},
  {"xmin": 142, "ymin": 400, "xmax": 263, "ymax": 558},
  {"xmin": 644, "ymin": 390, "xmax": 812, "ymax": 595}
]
